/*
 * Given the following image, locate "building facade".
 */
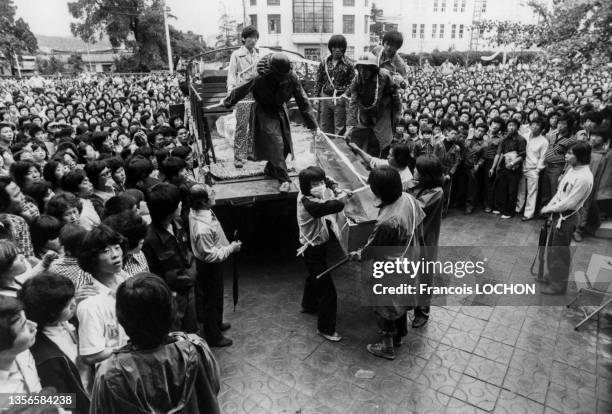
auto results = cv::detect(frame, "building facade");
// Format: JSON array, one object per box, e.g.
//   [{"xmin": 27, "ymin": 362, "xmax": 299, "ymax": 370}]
[{"xmin": 245, "ymin": 0, "xmax": 371, "ymax": 62}]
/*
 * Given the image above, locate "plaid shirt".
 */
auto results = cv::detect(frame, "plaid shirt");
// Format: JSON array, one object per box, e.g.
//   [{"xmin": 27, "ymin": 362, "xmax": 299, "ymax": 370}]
[
  {"xmin": 49, "ymin": 256, "xmax": 92, "ymax": 290},
  {"xmin": 3, "ymin": 214, "xmax": 34, "ymax": 257},
  {"xmin": 123, "ymin": 251, "xmax": 149, "ymax": 277},
  {"xmin": 315, "ymin": 55, "xmax": 355, "ymax": 96},
  {"xmin": 544, "ymin": 133, "xmax": 576, "ymax": 166}
]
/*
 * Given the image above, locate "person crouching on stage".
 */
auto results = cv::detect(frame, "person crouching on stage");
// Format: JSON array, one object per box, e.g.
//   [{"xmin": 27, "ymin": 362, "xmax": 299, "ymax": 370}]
[
  {"xmin": 315, "ymin": 35, "xmax": 355, "ymax": 136},
  {"xmin": 539, "ymin": 142, "xmax": 593, "ymax": 295},
  {"xmin": 344, "ymin": 53, "xmax": 402, "ymax": 158},
  {"xmin": 348, "ymin": 167, "xmax": 425, "ymax": 360},
  {"xmin": 188, "ymin": 184, "xmax": 242, "ymax": 347},
  {"xmin": 218, "ymin": 53, "xmax": 321, "ymax": 193},
  {"xmin": 297, "ymin": 166, "xmax": 351, "ymax": 342}
]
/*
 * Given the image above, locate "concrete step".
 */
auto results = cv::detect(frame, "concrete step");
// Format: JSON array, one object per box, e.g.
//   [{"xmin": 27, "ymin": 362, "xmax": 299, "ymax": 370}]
[{"xmin": 595, "ymin": 220, "xmax": 612, "ymax": 239}]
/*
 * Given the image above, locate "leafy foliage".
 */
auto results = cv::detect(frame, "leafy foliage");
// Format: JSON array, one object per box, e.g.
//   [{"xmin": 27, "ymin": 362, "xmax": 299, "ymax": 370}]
[
  {"xmin": 67, "ymin": 53, "xmax": 84, "ymax": 72},
  {"xmin": 36, "ymin": 56, "xmax": 65, "ymax": 74},
  {"xmin": 0, "ymin": 0, "xmax": 38, "ymax": 69},
  {"xmin": 215, "ymin": 13, "xmax": 238, "ymax": 48},
  {"xmin": 369, "ymin": 3, "xmax": 384, "ymax": 42}
]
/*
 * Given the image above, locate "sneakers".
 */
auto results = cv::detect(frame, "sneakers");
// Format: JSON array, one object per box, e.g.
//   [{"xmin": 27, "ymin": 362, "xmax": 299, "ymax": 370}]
[
  {"xmin": 501, "ymin": 215, "xmax": 512, "ymax": 219},
  {"xmin": 366, "ymin": 342, "xmax": 396, "ymax": 360},
  {"xmin": 484, "ymin": 207, "xmax": 492, "ymax": 213},
  {"xmin": 464, "ymin": 206, "xmax": 473, "ymax": 215},
  {"xmin": 318, "ymin": 330, "xmax": 342, "ymax": 342},
  {"xmin": 209, "ymin": 336, "xmax": 233, "ymax": 347},
  {"xmin": 521, "ymin": 216, "xmax": 533, "ymax": 221},
  {"xmin": 492, "ymin": 210, "xmax": 501, "ymax": 215},
  {"xmin": 220, "ymin": 322, "xmax": 231, "ymax": 332},
  {"xmin": 412, "ymin": 314, "xmax": 429, "ymax": 328}
]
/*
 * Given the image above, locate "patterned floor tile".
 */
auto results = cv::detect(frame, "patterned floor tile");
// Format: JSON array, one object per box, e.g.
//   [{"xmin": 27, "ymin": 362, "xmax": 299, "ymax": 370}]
[
  {"xmin": 494, "ymin": 390, "xmax": 545, "ymax": 414},
  {"xmin": 431, "ymin": 343, "xmax": 473, "ymax": 373},
  {"xmin": 413, "ymin": 319, "xmax": 449, "ymax": 342},
  {"xmin": 482, "ymin": 321, "xmax": 521, "ymax": 346},
  {"xmin": 597, "ymin": 376, "xmax": 612, "ymax": 403},
  {"xmin": 510, "ymin": 348, "xmax": 554, "ymax": 378},
  {"xmin": 550, "ymin": 361, "xmax": 597, "ymax": 392},
  {"xmin": 503, "ymin": 366, "xmax": 549, "ymax": 404},
  {"xmin": 473, "ymin": 337, "xmax": 514, "ymax": 365},
  {"xmin": 460, "ymin": 305, "xmax": 494, "ymax": 321},
  {"xmin": 441, "ymin": 326, "xmax": 480, "ymax": 352},
  {"xmin": 416, "ymin": 360, "xmax": 462, "ymax": 396},
  {"xmin": 218, "ymin": 387, "xmax": 270, "ymax": 414},
  {"xmin": 545, "ymin": 382, "xmax": 597, "ymax": 414},
  {"xmin": 445, "ymin": 397, "xmax": 489, "ymax": 414},
  {"xmin": 489, "ymin": 306, "xmax": 527, "ymax": 329},
  {"xmin": 453, "ymin": 312, "xmax": 488, "ymax": 336},
  {"xmin": 397, "ymin": 383, "xmax": 451, "ymax": 414},
  {"xmin": 453, "ymin": 374, "xmax": 501, "ymax": 411},
  {"xmin": 515, "ymin": 330, "xmax": 557, "ymax": 355},
  {"xmin": 522, "ymin": 316, "xmax": 559, "ymax": 340},
  {"xmin": 597, "ymin": 398, "xmax": 612, "ymax": 414},
  {"xmin": 464, "ymin": 354, "xmax": 508, "ymax": 387}
]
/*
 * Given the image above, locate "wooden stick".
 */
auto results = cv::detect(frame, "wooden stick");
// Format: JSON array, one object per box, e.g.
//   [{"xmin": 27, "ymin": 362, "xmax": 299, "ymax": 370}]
[{"xmin": 316, "ymin": 257, "xmax": 350, "ymax": 279}]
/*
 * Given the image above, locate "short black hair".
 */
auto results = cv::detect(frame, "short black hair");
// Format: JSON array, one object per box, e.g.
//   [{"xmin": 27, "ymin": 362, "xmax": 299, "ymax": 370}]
[
  {"xmin": 188, "ymin": 184, "xmax": 210, "ymax": 210},
  {"xmin": 298, "ymin": 166, "xmax": 325, "ymax": 196},
  {"xmin": 77, "ymin": 224, "xmax": 125, "ymax": 275},
  {"xmin": 105, "ymin": 194, "xmax": 136, "ymax": 216},
  {"xmin": 84, "ymin": 160, "xmax": 107, "ymax": 188},
  {"xmin": 42, "ymin": 160, "xmax": 63, "ymax": 190},
  {"xmin": 146, "ymin": 182, "xmax": 181, "ymax": 225},
  {"xmin": 0, "ymin": 295, "xmax": 24, "ymax": 351},
  {"xmin": 171, "ymin": 145, "xmax": 192, "ymax": 160},
  {"xmin": 571, "ymin": 141, "xmax": 591, "ymax": 165},
  {"xmin": 368, "ymin": 167, "xmax": 402, "ymax": 206},
  {"xmin": 9, "ymin": 160, "xmax": 40, "ymax": 189},
  {"xmin": 126, "ymin": 156, "xmax": 154, "ymax": 187},
  {"xmin": 103, "ymin": 210, "xmax": 147, "ymax": 251},
  {"xmin": 46, "ymin": 192, "xmax": 82, "ymax": 220},
  {"xmin": 161, "ymin": 156, "xmax": 186, "ymax": 179},
  {"xmin": 391, "ymin": 144, "xmax": 412, "ymax": 169},
  {"xmin": 59, "ymin": 224, "xmax": 88, "ymax": 257},
  {"xmin": 589, "ymin": 125, "xmax": 610, "ymax": 143},
  {"xmin": 22, "ymin": 180, "xmax": 52, "ymax": 212},
  {"xmin": 0, "ymin": 240, "xmax": 19, "ymax": 278},
  {"xmin": 105, "ymin": 156, "xmax": 125, "ymax": 174},
  {"xmin": 382, "ymin": 31, "xmax": 403, "ymax": 49},
  {"xmin": 61, "ymin": 169, "xmax": 87, "ymax": 195},
  {"xmin": 415, "ymin": 154, "xmax": 444, "ymax": 190},
  {"xmin": 19, "ymin": 272, "xmax": 74, "ymax": 327},
  {"xmin": 30, "ymin": 215, "xmax": 62, "ymax": 256},
  {"xmin": 328, "ymin": 34, "xmax": 347, "ymax": 53},
  {"xmin": 241, "ymin": 25, "xmax": 259, "ymax": 43}
]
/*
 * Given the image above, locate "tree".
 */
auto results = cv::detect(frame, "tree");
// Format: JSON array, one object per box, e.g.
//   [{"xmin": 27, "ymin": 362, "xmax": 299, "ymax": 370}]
[
  {"xmin": 0, "ymin": 0, "xmax": 38, "ymax": 71},
  {"xmin": 215, "ymin": 13, "xmax": 238, "ymax": 48},
  {"xmin": 471, "ymin": 20, "xmax": 544, "ymax": 51},
  {"xmin": 369, "ymin": 3, "xmax": 384, "ymax": 43},
  {"xmin": 170, "ymin": 28, "xmax": 208, "ymax": 59},
  {"xmin": 67, "ymin": 53, "xmax": 84, "ymax": 72},
  {"xmin": 36, "ymin": 56, "xmax": 65, "ymax": 75}
]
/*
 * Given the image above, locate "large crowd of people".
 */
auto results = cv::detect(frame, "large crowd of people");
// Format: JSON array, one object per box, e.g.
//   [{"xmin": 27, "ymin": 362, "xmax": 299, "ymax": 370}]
[{"xmin": 0, "ymin": 26, "xmax": 610, "ymax": 413}]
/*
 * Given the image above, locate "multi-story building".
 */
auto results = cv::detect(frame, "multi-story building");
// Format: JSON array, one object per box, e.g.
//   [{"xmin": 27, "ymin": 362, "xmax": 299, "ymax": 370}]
[
  {"xmin": 244, "ymin": 0, "xmax": 371, "ymax": 61},
  {"xmin": 377, "ymin": 0, "xmax": 548, "ymax": 53}
]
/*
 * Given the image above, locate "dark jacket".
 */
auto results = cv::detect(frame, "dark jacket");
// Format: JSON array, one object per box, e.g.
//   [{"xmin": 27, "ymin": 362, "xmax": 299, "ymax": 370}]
[
  {"xmin": 89, "ymin": 333, "xmax": 220, "ymax": 414},
  {"xmin": 29, "ymin": 332, "xmax": 90, "ymax": 414}
]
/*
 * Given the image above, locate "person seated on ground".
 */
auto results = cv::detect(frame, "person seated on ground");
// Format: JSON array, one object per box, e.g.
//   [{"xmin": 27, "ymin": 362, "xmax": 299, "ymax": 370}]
[
  {"xmin": 89, "ymin": 273, "xmax": 221, "ymax": 414},
  {"xmin": 20, "ymin": 272, "xmax": 90, "ymax": 414},
  {"xmin": 349, "ymin": 142, "xmax": 414, "ymax": 190}
]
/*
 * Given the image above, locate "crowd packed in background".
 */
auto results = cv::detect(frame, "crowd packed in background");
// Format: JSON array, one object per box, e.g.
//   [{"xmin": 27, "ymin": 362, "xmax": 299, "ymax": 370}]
[{"xmin": 0, "ymin": 27, "xmax": 610, "ymax": 412}]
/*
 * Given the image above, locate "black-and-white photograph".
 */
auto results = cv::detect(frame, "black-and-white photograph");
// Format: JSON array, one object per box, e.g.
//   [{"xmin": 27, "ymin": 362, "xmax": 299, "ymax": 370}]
[{"xmin": 0, "ymin": 0, "xmax": 611, "ymax": 413}]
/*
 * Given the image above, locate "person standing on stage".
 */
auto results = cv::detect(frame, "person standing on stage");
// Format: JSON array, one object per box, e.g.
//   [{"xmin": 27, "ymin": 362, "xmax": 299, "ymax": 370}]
[
  {"xmin": 344, "ymin": 53, "xmax": 402, "ymax": 157},
  {"xmin": 315, "ymin": 35, "xmax": 355, "ymax": 136},
  {"xmin": 370, "ymin": 31, "xmax": 407, "ymax": 83},
  {"xmin": 540, "ymin": 142, "xmax": 593, "ymax": 295},
  {"xmin": 227, "ymin": 26, "xmax": 262, "ymax": 169},
  {"xmin": 218, "ymin": 53, "xmax": 321, "ymax": 193}
]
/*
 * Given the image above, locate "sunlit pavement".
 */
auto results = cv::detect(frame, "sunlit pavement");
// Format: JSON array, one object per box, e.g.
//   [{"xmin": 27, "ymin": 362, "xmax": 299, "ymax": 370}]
[{"xmin": 212, "ymin": 210, "xmax": 612, "ymax": 414}]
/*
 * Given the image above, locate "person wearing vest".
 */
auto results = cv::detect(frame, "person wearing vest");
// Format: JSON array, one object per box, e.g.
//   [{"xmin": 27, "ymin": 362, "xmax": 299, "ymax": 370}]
[
  {"xmin": 370, "ymin": 31, "xmax": 407, "ymax": 87},
  {"xmin": 540, "ymin": 142, "xmax": 593, "ymax": 295},
  {"xmin": 314, "ymin": 35, "xmax": 355, "ymax": 136},
  {"xmin": 297, "ymin": 166, "xmax": 350, "ymax": 342}
]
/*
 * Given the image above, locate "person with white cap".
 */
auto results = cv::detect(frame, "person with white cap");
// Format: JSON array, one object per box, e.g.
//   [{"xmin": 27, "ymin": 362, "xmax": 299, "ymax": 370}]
[{"xmin": 344, "ymin": 53, "xmax": 402, "ymax": 157}]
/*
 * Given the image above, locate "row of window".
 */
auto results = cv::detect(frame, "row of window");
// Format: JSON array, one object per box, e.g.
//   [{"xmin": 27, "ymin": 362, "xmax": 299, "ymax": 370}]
[
  {"xmin": 411, "ymin": 23, "xmax": 465, "ymax": 39},
  {"xmin": 432, "ymin": 0, "xmax": 487, "ymax": 13},
  {"xmin": 250, "ymin": 0, "xmax": 369, "ymax": 6},
  {"xmin": 304, "ymin": 45, "xmax": 370, "ymax": 61},
  {"xmin": 249, "ymin": 13, "xmax": 366, "ymax": 35}
]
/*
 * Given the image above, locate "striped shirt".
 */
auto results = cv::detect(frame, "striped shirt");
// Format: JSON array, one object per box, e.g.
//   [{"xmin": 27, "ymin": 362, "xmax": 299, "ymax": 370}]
[{"xmin": 544, "ymin": 133, "xmax": 576, "ymax": 166}]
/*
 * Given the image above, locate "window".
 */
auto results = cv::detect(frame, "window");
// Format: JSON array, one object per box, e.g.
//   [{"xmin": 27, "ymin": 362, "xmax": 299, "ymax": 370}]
[
  {"xmin": 459, "ymin": 24, "xmax": 464, "ymax": 38},
  {"xmin": 250, "ymin": 0, "xmax": 256, "ymax": 5},
  {"xmin": 363, "ymin": 46, "xmax": 369, "ymax": 53},
  {"xmin": 364, "ymin": 0, "xmax": 368, "ymax": 6},
  {"xmin": 461, "ymin": 0, "xmax": 466, "ymax": 12},
  {"xmin": 481, "ymin": 0, "xmax": 487, "ymax": 13},
  {"xmin": 267, "ymin": 0, "xmax": 280, "ymax": 5},
  {"xmin": 343, "ymin": 0, "xmax": 354, "ymax": 5},
  {"xmin": 304, "ymin": 47, "xmax": 321, "ymax": 61},
  {"xmin": 385, "ymin": 23, "xmax": 398, "ymax": 32},
  {"xmin": 343, "ymin": 15, "xmax": 354, "ymax": 34},
  {"xmin": 453, "ymin": 0, "xmax": 458, "ymax": 12},
  {"xmin": 347, "ymin": 46, "xmax": 355, "ymax": 59},
  {"xmin": 268, "ymin": 14, "xmax": 281, "ymax": 34},
  {"xmin": 440, "ymin": 24, "xmax": 445, "ymax": 38},
  {"xmin": 364, "ymin": 15, "xmax": 369, "ymax": 33},
  {"xmin": 293, "ymin": 0, "xmax": 333, "ymax": 33},
  {"xmin": 432, "ymin": 24, "xmax": 437, "ymax": 38},
  {"xmin": 451, "ymin": 24, "xmax": 456, "ymax": 38},
  {"xmin": 420, "ymin": 24, "xmax": 425, "ymax": 39},
  {"xmin": 412, "ymin": 24, "xmax": 417, "ymax": 38},
  {"xmin": 433, "ymin": 0, "xmax": 438, "ymax": 12},
  {"xmin": 440, "ymin": 0, "xmax": 446, "ymax": 12},
  {"xmin": 249, "ymin": 14, "xmax": 258, "ymax": 28}
]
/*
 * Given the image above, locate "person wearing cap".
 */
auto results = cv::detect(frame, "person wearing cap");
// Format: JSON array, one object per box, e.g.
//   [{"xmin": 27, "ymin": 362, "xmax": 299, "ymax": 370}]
[
  {"xmin": 314, "ymin": 34, "xmax": 355, "ymax": 136},
  {"xmin": 217, "ymin": 52, "xmax": 321, "ymax": 193},
  {"xmin": 344, "ymin": 53, "xmax": 402, "ymax": 157}
]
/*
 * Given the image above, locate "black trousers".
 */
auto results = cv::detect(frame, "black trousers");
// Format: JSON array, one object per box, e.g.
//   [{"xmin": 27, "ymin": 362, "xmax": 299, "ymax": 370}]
[
  {"xmin": 494, "ymin": 168, "xmax": 521, "ymax": 216},
  {"xmin": 173, "ymin": 289, "xmax": 198, "ymax": 334},
  {"xmin": 301, "ymin": 243, "xmax": 337, "ymax": 335},
  {"xmin": 546, "ymin": 213, "xmax": 575, "ymax": 292},
  {"xmin": 376, "ymin": 313, "xmax": 408, "ymax": 337},
  {"xmin": 483, "ymin": 159, "xmax": 496, "ymax": 209},
  {"xmin": 540, "ymin": 163, "xmax": 565, "ymax": 208},
  {"xmin": 464, "ymin": 167, "xmax": 482, "ymax": 209},
  {"xmin": 195, "ymin": 259, "xmax": 225, "ymax": 342}
]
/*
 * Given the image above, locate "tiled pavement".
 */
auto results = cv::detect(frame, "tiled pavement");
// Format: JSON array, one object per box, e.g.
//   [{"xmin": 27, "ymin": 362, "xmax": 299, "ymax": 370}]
[{"xmin": 212, "ymin": 211, "xmax": 612, "ymax": 414}]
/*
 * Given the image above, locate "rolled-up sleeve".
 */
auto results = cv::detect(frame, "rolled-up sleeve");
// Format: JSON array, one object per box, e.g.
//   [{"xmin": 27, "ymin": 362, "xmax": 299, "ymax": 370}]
[{"xmin": 193, "ymin": 228, "xmax": 233, "ymax": 263}]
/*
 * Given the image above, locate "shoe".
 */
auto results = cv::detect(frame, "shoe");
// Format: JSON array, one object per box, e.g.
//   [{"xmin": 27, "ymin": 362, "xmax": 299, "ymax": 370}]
[
  {"xmin": 234, "ymin": 159, "xmax": 244, "ymax": 168},
  {"xmin": 412, "ymin": 315, "xmax": 429, "ymax": 328},
  {"xmin": 484, "ymin": 207, "xmax": 492, "ymax": 213},
  {"xmin": 540, "ymin": 286, "xmax": 566, "ymax": 296},
  {"xmin": 492, "ymin": 210, "xmax": 501, "ymax": 215},
  {"xmin": 464, "ymin": 206, "xmax": 473, "ymax": 215},
  {"xmin": 501, "ymin": 215, "xmax": 512, "ymax": 219},
  {"xmin": 209, "ymin": 336, "xmax": 233, "ymax": 347},
  {"xmin": 521, "ymin": 216, "xmax": 533, "ymax": 221},
  {"xmin": 220, "ymin": 322, "xmax": 231, "ymax": 332},
  {"xmin": 300, "ymin": 308, "xmax": 317, "ymax": 315},
  {"xmin": 366, "ymin": 343, "xmax": 395, "ymax": 360},
  {"xmin": 318, "ymin": 330, "xmax": 342, "ymax": 342},
  {"xmin": 572, "ymin": 231, "xmax": 583, "ymax": 242},
  {"xmin": 279, "ymin": 182, "xmax": 292, "ymax": 193}
]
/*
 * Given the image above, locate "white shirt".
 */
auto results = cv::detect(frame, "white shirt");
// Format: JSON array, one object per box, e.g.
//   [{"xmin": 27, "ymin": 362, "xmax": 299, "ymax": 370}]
[
  {"xmin": 189, "ymin": 209, "xmax": 231, "ymax": 263},
  {"xmin": 545, "ymin": 165, "xmax": 594, "ymax": 213},
  {"xmin": 370, "ymin": 157, "xmax": 414, "ymax": 188},
  {"xmin": 76, "ymin": 272, "xmax": 129, "ymax": 356},
  {"xmin": 227, "ymin": 46, "xmax": 267, "ymax": 91},
  {"xmin": 0, "ymin": 350, "xmax": 41, "ymax": 394},
  {"xmin": 43, "ymin": 322, "xmax": 78, "ymax": 364},
  {"xmin": 79, "ymin": 198, "xmax": 101, "ymax": 231},
  {"xmin": 523, "ymin": 135, "xmax": 549, "ymax": 171}
]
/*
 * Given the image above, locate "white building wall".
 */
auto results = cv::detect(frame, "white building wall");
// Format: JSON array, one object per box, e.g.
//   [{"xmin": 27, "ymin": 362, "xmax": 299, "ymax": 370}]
[{"xmin": 245, "ymin": 0, "xmax": 371, "ymax": 62}]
